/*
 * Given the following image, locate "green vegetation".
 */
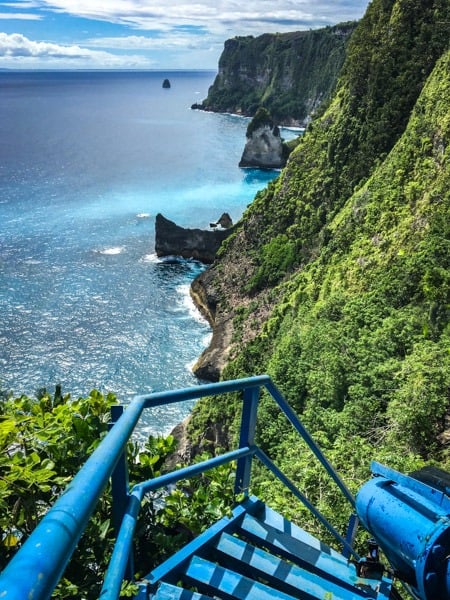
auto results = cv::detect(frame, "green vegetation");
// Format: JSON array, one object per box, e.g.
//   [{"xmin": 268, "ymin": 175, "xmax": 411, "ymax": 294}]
[
  {"xmin": 188, "ymin": 0, "xmax": 450, "ymax": 530},
  {"xmin": 0, "ymin": 389, "xmax": 237, "ymax": 598},
  {"xmin": 1, "ymin": 0, "xmax": 450, "ymax": 593},
  {"xmin": 245, "ymin": 106, "xmax": 273, "ymax": 138},
  {"xmin": 199, "ymin": 23, "xmax": 357, "ymax": 124},
  {"xmin": 0, "ymin": 388, "xmax": 119, "ymax": 596}
]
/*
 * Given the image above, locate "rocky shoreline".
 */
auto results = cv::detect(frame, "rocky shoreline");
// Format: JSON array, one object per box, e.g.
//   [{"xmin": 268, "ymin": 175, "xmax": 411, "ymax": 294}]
[
  {"xmin": 154, "ymin": 212, "xmax": 236, "ymax": 382},
  {"xmin": 190, "ymin": 269, "xmax": 234, "ymax": 382},
  {"xmin": 167, "ymin": 270, "xmax": 235, "ymax": 464}
]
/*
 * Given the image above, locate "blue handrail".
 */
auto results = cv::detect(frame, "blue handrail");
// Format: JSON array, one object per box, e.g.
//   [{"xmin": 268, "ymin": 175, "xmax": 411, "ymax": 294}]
[{"xmin": 0, "ymin": 375, "xmax": 356, "ymax": 600}]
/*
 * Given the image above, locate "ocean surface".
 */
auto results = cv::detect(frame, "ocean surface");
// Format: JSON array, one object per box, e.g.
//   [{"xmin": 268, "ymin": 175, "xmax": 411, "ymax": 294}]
[{"xmin": 0, "ymin": 70, "xmax": 279, "ymax": 437}]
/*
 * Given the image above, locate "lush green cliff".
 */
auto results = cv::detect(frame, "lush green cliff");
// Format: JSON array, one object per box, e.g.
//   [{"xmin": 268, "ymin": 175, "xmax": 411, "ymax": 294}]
[
  {"xmin": 195, "ymin": 22, "xmax": 357, "ymax": 125},
  {"xmin": 190, "ymin": 0, "xmax": 450, "ymax": 526}
]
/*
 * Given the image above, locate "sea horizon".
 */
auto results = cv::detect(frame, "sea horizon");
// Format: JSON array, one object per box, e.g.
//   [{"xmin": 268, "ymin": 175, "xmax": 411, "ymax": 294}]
[{"xmin": 0, "ymin": 67, "xmax": 217, "ymax": 72}]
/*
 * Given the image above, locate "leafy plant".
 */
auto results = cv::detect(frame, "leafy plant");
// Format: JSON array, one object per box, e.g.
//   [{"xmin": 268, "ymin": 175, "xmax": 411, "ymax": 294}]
[{"xmin": 0, "ymin": 389, "xmax": 242, "ymax": 597}]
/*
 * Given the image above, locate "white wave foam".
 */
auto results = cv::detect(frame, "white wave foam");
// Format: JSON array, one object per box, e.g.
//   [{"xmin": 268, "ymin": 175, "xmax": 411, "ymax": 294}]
[
  {"xmin": 176, "ymin": 283, "xmax": 210, "ymax": 324},
  {"xmin": 91, "ymin": 294, "xmax": 109, "ymax": 304},
  {"xmin": 202, "ymin": 332, "xmax": 213, "ymax": 346},
  {"xmin": 98, "ymin": 246, "xmax": 124, "ymax": 255},
  {"xmin": 186, "ymin": 332, "xmax": 212, "ymax": 373},
  {"xmin": 140, "ymin": 253, "xmax": 160, "ymax": 263},
  {"xmin": 136, "ymin": 213, "xmax": 150, "ymax": 218},
  {"xmin": 186, "ymin": 358, "xmax": 197, "ymax": 373}
]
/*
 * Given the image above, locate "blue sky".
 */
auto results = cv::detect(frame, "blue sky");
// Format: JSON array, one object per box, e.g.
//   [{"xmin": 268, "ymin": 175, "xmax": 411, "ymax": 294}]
[{"xmin": 0, "ymin": 0, "xmax": 371, "ymax": 70}]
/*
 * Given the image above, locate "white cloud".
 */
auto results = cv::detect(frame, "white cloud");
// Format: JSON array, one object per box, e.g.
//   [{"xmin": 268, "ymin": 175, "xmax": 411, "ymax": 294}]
[
  {"xmin": 0, "ymin": 32, "xmax": 153, "ymax": 67},
  {"xmin": 1, "ymin": 1, "xmax": 42, "ymax": 7},
  {"xmin": 0, "ymin": 13, "xmax": 43, "ymax": 20},
  {"xmin": 25, "ymin": 0, "xmax": 369, "ymax": 34},
  {"xmin": 86, "ymin": 33, "xmax": 213, "ymax": 52},
  {"xmin": 0, "ymin": 1, "xmax": 370, "ymax": 69}
]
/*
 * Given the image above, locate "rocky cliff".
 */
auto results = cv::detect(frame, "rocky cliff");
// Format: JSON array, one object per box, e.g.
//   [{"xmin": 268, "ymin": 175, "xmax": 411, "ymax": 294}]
[
  {"xmin": 193, "ymin": 22, "xmax": 357, "ymax": 126},
  {"xmin": 189, "ymin": 0, "xmax": 450, "ymax": 489},
  {"xmin": 239, "ymin": 124, "xmax": 285, "ymax": 169}
]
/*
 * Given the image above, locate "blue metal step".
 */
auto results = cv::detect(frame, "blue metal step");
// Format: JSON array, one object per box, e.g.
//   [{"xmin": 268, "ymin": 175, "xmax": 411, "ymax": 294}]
[
  {"xmin": 214, "ymin": 532, "xmax": 377, "ymax": 600},
  {"xmin": 146, "ymin": 497, "xmax": 392, "ymax": 600},
  {"xmin": 237, "ymin": 507, "xmax": 370, "ymax": 592},
  {"xmin": 151, "ymin": 582, "xmax": 213, "ymax": 599},
  {"xmin": 184, "ymin": 555, "xmax": 298, "ymax": 600}
]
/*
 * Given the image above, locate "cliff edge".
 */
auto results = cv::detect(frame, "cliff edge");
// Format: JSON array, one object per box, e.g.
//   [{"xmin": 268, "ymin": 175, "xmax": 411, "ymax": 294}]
[{"xmin": 193, "ymin": 22, "xmax": 357, "ymax": 126}]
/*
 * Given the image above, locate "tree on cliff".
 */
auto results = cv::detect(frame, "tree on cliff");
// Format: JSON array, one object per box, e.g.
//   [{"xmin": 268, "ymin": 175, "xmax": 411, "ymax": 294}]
[
  {"xmin": 239, "ymin": 107, "xmax": 291, "ymax": 169},
  {"xmin": 245, "ymin": 107, "xmax": 273, "ymax": 137}
]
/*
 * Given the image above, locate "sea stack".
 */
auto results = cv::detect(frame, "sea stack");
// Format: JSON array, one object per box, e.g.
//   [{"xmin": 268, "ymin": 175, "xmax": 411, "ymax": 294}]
[
  {"xmin": 155, "ymin": 213, "xmax": 233, "ymax": 264},
  {"xmin": 239, "ymin": 107, "xmax": 286, "ymax": 169}
]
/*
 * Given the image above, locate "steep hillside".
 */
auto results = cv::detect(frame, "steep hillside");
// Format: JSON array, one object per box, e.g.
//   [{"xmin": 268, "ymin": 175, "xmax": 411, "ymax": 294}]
[
  {"xmin": 189, "ymin": 0, "xmax": 450, "ymax": 524},
  {"xmin": 195, "ymin": 23, "xmax": 357, "ymax": 125}
]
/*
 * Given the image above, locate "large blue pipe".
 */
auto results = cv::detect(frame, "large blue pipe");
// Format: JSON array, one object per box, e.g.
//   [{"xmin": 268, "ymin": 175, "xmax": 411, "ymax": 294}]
[{"xmin": 356, "ymin": 461, "xmax": 450, "ymax": 600}]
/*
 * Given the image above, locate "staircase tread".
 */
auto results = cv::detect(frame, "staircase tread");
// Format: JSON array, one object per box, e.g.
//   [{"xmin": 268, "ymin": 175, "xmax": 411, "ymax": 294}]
[
  {"xmin": 152, "ymin": 581, "xmax": 213, "ymax": 599},
  {"xmin": 247, "ymin": 502, "xmax": 343, "ymax": 560},
  {"xmin": 184, "ymin": 554, "xmax": 298, "ymax": 600},
  {"xmin": 214, "ymin": 532, "xmax": 379, "ymax": 599},
  {"xmin": 148, "ymin": 499, "xmax": 392, "ymax": 600},
  {"xmin": 238, "ymin": 511, "xmax": 360, "ymax": 583},
  {"xmin": 146, "ymin": 503, "xmax": 248, "ymax": 585}
]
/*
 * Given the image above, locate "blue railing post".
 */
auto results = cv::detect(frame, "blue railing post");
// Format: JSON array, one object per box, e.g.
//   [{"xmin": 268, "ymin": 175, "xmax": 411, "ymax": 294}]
[
  {"xmin": 110, "ymin": 405, "xmax": 134, "ymax": 580},
  {"xmin": 343, "ymin": 513, "xmax": 360, "ymax": 559},
  {"xmin": 234, "ymin": 386, "xmax": 259, "ymax": 496}
]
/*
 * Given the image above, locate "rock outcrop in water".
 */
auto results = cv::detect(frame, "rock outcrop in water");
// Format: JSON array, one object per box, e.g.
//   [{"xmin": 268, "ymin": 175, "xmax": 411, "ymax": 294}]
[
  {"xmin": 239, "ymin": 108, "xmax": 287, "ymax": 168},
  {"xmin": 155, "ymin": 213, "xmax": 233, "ymax": 264}
]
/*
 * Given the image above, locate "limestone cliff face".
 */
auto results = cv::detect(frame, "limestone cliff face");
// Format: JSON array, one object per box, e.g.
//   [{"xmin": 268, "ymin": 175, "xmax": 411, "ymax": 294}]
[
  {"xmin": 191, "ymin": 268, "xmax": 233, "ymax": 381},
  {"xmin": 195, "ymin": 22, "xmax": 357, "ymax": 125}
]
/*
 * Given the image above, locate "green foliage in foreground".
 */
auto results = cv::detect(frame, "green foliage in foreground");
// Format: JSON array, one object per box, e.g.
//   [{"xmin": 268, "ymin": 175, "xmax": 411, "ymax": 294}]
[{"xmin": 0, "ymin": 389, "xmax": 238, "ymax": 598}]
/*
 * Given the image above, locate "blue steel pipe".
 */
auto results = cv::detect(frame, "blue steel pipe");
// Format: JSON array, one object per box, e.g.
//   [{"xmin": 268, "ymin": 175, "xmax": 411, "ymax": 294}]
[
  {"xmin": 356, "ymin": 462, "xmax": 450, "ymax": 600},
  {"xmin": 136, "ymin": 446, "xmax": 256, "ymax": 495},
  {"xmin": 138, "ymin": 374, "xmax": 271, "ymax": 408},
  {"xmin": 100, "ymin": 489, "xmax": 144, "ymax": 600}
]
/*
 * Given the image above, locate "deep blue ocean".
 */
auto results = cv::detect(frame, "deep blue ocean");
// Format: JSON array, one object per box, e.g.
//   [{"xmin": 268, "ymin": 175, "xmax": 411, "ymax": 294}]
[{"xmin": 0, "ymin": 70, "xmax": 279, "ymax": 436}]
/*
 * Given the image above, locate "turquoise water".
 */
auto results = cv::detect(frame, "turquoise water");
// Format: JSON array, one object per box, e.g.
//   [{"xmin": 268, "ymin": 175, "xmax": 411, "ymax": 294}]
[{"xmin": 0, "ymin": 70, "xmax": 278, "ymax": 436}]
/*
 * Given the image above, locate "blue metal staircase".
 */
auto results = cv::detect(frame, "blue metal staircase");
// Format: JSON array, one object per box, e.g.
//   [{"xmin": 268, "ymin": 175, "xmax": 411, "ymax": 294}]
[
  {"xmin": 144, "ymin": 496, "xmax": 391, "ymax": 600},
  {"xmin": 0, "ymin": 375, "xmax": 448, "ymax": 600}
]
